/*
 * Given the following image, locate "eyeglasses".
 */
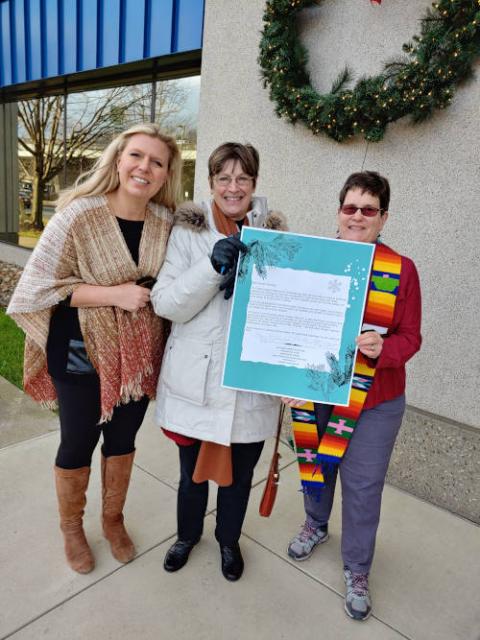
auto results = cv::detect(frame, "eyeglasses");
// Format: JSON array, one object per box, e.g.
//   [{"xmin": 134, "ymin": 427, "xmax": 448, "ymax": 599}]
[
  {"xmin": 339, "ymin": 204, "xmax": 383, "ymax": 217},
  {"xmin": 214, "ymin": 174, "xmax": 254, "ymax": 188}
]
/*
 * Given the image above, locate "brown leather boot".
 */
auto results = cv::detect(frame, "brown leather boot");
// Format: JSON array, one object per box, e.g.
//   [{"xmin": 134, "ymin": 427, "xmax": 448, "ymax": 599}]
[
  {"xmin": 54, "ymin": 466, "xmax": 95, "ymax": 574},
  {"xmin": 101, "ymin": 452, "xmax": 136, "ymax": 563}
]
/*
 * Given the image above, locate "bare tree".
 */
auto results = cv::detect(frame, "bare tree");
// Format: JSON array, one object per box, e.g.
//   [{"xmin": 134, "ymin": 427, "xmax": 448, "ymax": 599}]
[
  {"xmin": 18, "ymin": 88, "xmax": 138, "ymax": 230},
  {"xmin": 18, "ymin": 80, "xmax": 197, "ymax": 231}
]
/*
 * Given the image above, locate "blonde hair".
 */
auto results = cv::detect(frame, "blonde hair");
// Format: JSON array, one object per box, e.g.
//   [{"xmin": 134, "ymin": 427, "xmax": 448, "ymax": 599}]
[{"xmin": 56, "ymin": 123, "xmax": 182, "ymax": 211}]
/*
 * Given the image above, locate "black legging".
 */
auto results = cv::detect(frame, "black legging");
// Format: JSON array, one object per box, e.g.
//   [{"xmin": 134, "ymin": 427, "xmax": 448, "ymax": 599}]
[
  {"xmin": 53, "ymin": 376, "xmax": 149, "ymax": 469},
  {"xmin": 177, "ymin": 439, "xmax": 265, "ymax": 546}
]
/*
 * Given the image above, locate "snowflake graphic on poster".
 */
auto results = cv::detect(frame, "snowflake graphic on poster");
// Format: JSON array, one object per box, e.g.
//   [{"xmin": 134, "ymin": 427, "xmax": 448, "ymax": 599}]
[{"xmin": 328, "ymin": 278, "xmax": 341, "ymax": 294}]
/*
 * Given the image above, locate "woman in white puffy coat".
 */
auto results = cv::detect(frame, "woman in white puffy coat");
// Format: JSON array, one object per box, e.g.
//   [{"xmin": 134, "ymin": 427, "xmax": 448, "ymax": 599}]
[{"xmin": 151, "ymin": 142, "xmax": 286, "ymax": 581}]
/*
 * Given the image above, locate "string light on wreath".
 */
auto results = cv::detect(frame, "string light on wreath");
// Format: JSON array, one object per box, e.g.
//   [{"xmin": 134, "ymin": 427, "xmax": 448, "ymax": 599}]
[{"xmin": 258, "ymin": 0, "xmax": 480, "ymax": 142}]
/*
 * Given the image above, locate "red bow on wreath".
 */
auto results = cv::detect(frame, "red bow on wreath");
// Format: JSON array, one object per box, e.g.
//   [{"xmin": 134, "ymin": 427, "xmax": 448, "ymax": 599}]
[{"xmin": 371, "ymin": 0, "xmax": 382, "ymax": 4}]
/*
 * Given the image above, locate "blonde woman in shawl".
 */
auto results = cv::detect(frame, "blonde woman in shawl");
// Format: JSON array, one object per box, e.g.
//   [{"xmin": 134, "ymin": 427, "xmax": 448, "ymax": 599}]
[{"xmin": 8, "ymin": 123, "xmax": 181, "ymax": 574}]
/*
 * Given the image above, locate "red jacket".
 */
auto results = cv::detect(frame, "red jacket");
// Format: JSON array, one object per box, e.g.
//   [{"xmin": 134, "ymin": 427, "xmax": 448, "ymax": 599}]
[{"xmin": 363, "ymin": 253, "xmax": 422, "ymax": 409}]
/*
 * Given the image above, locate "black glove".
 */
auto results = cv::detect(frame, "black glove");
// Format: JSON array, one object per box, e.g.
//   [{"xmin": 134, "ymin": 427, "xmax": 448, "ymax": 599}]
[
  {"xmin": 219, "ymin": 267, "xmax": 237, "ymax": 300},
  {"xmin": 210, "ymin": 234, "xmax": 248, "ymax": 274}
]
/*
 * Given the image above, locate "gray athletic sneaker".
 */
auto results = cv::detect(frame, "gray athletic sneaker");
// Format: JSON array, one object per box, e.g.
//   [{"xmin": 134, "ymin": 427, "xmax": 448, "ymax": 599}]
[
  {"xmin": 287, "ymin": 521, "xmax": 329, "ymax": 561},
  {"xmin": 343, "ymin": 567, "xmax": 372, "ymax": 621}
]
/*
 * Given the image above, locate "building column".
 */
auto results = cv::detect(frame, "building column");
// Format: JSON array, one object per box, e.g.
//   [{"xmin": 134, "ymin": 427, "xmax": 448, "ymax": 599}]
[{"xmin": 0, "ymin": 102, "xmax": 19, "ymax": 244}]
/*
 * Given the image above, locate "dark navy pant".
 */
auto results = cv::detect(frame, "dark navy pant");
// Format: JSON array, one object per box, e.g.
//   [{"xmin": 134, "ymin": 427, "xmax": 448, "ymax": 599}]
[
  {"xmin": 305, "ymin": 394, "xmax": 406, "ymax": 574},
  {"xmin": 177, "ymin": 439, "xmax": 264, "ymax": 546}
]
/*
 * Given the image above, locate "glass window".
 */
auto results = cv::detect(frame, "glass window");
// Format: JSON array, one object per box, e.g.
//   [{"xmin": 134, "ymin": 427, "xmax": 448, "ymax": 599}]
[
  {"xmin": 154, "ymin": 76, "xmax": 200, "ymax": 200},
  {"xmin": 17, "ymin": 95, "xmax": 66, "ymax": 247},
  {"xmin": 13, "ymin": 74, "xmax": 199, "ymax": 249}
]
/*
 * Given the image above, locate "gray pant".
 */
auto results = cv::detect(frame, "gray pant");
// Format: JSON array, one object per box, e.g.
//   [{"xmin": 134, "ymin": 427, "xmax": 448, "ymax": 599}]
[{"xmin": 305, "ymin": 394, "xmax": 406, "ymax": 574}]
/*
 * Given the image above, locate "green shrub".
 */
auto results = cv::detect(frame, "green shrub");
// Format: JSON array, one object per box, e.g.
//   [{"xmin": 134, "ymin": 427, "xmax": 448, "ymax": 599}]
[{"xmin": 0, "ymin": 309, "xmax": 24, "ymax": 389}]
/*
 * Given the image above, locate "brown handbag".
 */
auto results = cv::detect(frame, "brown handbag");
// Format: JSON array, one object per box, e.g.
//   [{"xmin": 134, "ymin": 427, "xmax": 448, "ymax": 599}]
[{"xmin": 259, "ymin": 404, "xmax": 285, "ymax": 517}]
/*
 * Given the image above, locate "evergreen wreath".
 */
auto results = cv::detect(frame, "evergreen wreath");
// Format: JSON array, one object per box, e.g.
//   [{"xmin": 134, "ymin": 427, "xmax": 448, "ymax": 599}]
[{"xmin": 258, "ymin": 0, "xmax": 480, "ymax": 142}]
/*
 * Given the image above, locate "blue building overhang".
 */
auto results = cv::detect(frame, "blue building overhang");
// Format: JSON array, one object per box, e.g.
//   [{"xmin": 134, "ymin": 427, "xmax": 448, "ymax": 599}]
[{"xmin": 0, "ymin": 0, "xmax": 204, "ymax": 92}]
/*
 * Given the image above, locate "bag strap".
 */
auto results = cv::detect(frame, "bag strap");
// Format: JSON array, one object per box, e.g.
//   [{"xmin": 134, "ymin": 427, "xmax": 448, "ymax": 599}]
[{"xmin": 271, "ymin": 403, "xmax": 285, "ymax": 460}]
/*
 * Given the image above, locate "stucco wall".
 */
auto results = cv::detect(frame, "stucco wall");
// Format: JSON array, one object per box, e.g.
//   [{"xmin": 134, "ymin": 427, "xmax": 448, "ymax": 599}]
[{"xmin": 195, "ymin": 0, "xmax": 480, "ymax": 431}]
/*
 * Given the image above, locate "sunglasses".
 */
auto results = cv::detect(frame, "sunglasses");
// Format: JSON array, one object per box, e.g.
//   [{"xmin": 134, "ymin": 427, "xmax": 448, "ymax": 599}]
[{"xmin": 340, "ymin": 204, "xmax": 383, "ymax": 217}]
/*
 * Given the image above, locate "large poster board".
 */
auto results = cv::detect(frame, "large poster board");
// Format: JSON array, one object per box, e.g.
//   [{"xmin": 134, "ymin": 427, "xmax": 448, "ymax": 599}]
[{"xmin": 222, "ymin": 228, "xmax": 375, "ymax": 405}]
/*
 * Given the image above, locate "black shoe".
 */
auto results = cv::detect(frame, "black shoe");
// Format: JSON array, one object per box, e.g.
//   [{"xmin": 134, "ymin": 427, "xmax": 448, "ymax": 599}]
[
  {"xmin": 220, "ymin": 543, "xmax": 244, "ymax": 581},
  {"xmin": 163, "ymin": 539, "xmax": 196, "ymax": 572}
]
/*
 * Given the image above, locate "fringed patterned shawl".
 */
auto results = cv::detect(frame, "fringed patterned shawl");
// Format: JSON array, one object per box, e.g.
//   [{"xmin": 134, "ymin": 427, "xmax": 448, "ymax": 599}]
[{"xmin": 7, "ymin": 195, "xmax": 172, "ymax": 422}]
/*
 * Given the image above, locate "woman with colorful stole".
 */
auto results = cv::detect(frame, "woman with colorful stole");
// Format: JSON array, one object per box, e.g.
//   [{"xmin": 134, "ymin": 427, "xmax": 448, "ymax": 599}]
[
  {"xmin": 284, "ymin": 171, "xmax": 422, "ymax": 621},
  {"xmin": 150, "ymin": 142, "xmax": 286, "ymax": 581},
  {"xmin": 8, "ymin": 123, "xmax": 181, "ymax": 574}
]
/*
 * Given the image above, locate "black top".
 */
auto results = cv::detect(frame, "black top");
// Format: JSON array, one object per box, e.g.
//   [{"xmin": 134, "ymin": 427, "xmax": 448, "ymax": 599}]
[
  {"xmin": 116, "ymin": 216, "xmax": 144, "ymax": 265},
  {"xmin": 46, "ymin": 217, "xmax": 144, "ymax": 381}
]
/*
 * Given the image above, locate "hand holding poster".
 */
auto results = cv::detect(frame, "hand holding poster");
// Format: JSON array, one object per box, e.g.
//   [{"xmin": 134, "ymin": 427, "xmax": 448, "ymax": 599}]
[{"xmin": 222, "ymin": 228, "xmax": 375, "ymax": 405}]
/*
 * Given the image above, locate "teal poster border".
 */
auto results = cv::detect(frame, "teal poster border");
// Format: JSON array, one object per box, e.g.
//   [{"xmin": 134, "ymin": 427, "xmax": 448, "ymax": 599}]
[{"xmin": 222, "ymin": 228, "xmax": 375, "ymax": 405}]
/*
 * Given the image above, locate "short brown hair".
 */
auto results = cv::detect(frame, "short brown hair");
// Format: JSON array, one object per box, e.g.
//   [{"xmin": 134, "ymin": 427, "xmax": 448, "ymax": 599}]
[
  {"xmin": 339, "ymin": 171, "xmax": 390, "ymax": 212},
  {"xmin": 208, "ymin": 142, "xmax": 259, "ymax": 187}
]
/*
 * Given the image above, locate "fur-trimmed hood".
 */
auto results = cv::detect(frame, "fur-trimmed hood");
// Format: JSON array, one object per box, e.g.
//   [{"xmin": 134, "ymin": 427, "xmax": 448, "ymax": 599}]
[{"xmin": 174, "ymin": 200, "xmax": 288, "ymax": 232}]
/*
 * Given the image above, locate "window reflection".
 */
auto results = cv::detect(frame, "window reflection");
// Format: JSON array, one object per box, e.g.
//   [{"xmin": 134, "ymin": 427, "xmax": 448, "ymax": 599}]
[
  {"xmin": 153, "ymin": 77, "xmax": 199, "ymax": 200},
  {"xmin": 17, "ymin": 96, "xmax": 65, "ymax": 245},
  {"xmin": 15, "ymin": 76, "xmax": 199, "ymax": 248}
]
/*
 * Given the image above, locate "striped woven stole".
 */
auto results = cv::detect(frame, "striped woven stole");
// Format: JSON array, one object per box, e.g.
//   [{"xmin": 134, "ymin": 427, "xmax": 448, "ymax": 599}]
[{"xmin": 291, "ymin": 243, "xmax": 402, "ymax": 494}]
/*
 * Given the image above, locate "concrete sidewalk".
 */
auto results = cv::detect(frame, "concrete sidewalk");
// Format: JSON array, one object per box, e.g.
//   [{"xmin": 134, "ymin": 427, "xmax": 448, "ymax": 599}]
[{"xmin": 1, "ymin": 377, "xmax": 479, "ymax": 640}]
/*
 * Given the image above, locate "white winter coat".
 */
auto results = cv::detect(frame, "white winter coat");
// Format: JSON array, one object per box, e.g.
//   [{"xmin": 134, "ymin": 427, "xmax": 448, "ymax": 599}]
[{"xmin": 151, "ymin": 197, "xmax": 287, "ymax": 445}]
